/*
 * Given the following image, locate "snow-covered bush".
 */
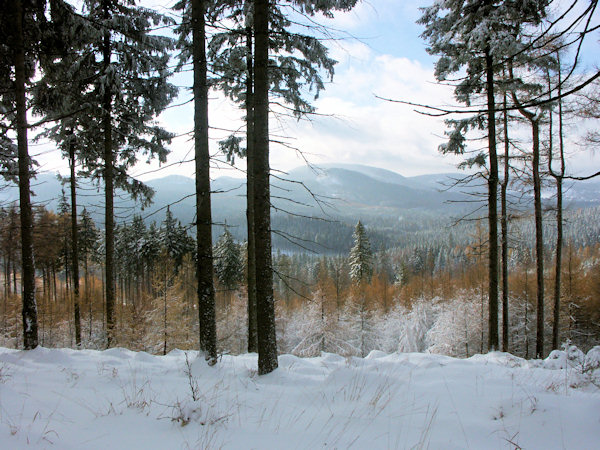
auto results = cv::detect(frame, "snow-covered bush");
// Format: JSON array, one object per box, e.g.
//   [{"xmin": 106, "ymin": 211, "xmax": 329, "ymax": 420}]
[
  {"xmin": 426, "ymin": 294, "xmax": 484, "ymax": 357},
  {"xmin": 395, "ymin": 297, "xmax": 438, "ymax": 353},
  {"xmin": 281, "ymin": 291, "xmax": 367, "ymax": 357},
  {"xmin": 584, "ymin": 346, "xmax": 600, "ymax": 371},
  {"xmin": 544, "ymin": 343, "xmax": 586, "ymax": 370},
  {"xmin": 542, "ymin": 344, "xmax": 600, "ymax": 388}
]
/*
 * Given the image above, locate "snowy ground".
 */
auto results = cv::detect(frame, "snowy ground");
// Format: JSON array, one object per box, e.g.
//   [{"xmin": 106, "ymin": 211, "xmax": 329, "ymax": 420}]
[{"xmin": 0, "ymin": 346, "xmax": 599, "ymax": 449}]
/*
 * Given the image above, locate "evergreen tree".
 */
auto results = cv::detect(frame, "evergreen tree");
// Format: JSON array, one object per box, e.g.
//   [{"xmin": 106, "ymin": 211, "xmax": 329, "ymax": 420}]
[
  {"xmin": 141, "ymin": 222, "xmax": 161, "ymax": 292},
  {"xmin": 0, "ymin": 0, "xmax": 74, "ymax": 348},
  {"xmin": 253, "ymin": 0, "xmax": 278, "ymax": 374},
  {"xmin": 71, "ymin": 0, "xmax": 176, "ymax": 347},
  {"xmin": 419, "ymin": 0, "xmax": 549, "ymax": 351},
  {"xmin": 174, "ymin": 0, "xmax": 218, "ymax": 364},
  {"xmin": 349, "ymin": 221, "xmax": 373, "ymax": 285},
  {"xmin": 79, "ymin": 209, "xmax": 100, "ymax": 268},
  {"xmin": 255, "ymin": 0, "xmax": 361, "ymax": 375},
  {"xmin": 161, "ymin": 207, "xmax": 195, "ymax": 272},
  {"xmin": 1, "ymin": 0, "xmax": 39, "ymax": 349},
  {"xmin": 209, "ymin": 0, "xmax": 355, "ymax": 354},
  {"xmin": 214, "ymin": 228, "xmax": 244, "ymax": 291},
  {"xmin": 34, "ymin": 1, "xmax": 102, "ymax": 347}
]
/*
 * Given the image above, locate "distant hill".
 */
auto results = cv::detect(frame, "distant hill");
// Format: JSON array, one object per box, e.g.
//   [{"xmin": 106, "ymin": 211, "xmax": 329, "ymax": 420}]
[{"xmin": 2, "ymin": 164, "xmax": 599, "ymax": 252}]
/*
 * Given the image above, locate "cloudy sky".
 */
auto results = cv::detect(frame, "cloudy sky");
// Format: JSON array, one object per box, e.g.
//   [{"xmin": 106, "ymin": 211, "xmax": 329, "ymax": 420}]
[
  {"xmin": 141, "ymin": 0, "xmax": 463, "ymax": 181},
  {"xmin": 34, "ymin": 0, "xmax": 600, "ymax": 182}
]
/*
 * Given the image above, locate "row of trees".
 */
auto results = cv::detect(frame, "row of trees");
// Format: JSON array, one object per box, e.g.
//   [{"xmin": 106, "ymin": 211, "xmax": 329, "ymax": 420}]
[
  {"xmin": 1, "ymin": 0, "xmax": 360, "ymax": 373},
  {"xmin": 2, "ymin": 211, "xmax": 597, "ymax": 357}
]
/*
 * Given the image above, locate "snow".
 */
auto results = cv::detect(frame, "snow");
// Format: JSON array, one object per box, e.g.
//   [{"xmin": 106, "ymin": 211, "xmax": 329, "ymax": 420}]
[{"xmin": 0, "ymin": 346, "xmax": 599, "ymax": 449}]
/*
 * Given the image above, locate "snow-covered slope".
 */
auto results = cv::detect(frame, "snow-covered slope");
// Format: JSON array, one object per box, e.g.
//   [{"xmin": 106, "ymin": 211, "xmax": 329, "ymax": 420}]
[{"xmin": 0, "ymin": 346, "xmax": 598, "ymax": 449}]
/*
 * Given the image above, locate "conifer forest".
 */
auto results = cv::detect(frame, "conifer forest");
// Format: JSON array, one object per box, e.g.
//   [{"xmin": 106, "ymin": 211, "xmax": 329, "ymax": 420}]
[{"xmin": 1, "ymin": 1, "xmax": 600, "ymax": 447}]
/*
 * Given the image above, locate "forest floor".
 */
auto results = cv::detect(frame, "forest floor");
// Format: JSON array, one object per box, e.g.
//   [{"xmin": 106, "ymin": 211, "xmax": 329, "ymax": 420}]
[{"xmin": 0, "ymin": 345, "xmax": 599, "ymax": 449}]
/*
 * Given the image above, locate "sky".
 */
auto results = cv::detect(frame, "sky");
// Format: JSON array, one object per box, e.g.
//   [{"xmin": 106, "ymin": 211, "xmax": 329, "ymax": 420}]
[
  {"xmin": 33, "ymin": 0, "xmax": 600, "ymax": 182},
  {"xmin": 138, "ymin": 0, "xmax": 463, "ymax": 181}
]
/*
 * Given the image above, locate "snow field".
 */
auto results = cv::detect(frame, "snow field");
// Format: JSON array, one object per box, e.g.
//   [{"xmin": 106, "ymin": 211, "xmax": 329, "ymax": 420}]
[{"xmin": 0, "ymin": 346, "xmax": 598, "ymax": 449}]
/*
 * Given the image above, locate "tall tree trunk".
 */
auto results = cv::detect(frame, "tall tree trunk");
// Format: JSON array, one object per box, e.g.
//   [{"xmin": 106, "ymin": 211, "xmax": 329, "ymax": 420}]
[
  {"xmin": 12, "ymin": 257, "xmax": 18, "ymax": 295},
  {"xmin": 192, "ymin": 0, "xmax": 217, "ymax": 364},
  {"xmin": 86, "ymin": 256, "xmax": 92, "ymax": 340},
  {"xmin": 102, "ymin": 0, "xmax": 116, "ymax": 347},
  {"xmin": 524, "ymin": 263, "xmax": 530, "ymax": 359},
  {"xmin": 501, "ymin": 94, "xmax": 510, "ymax": 352},
  {"xmin": 485, "ymin": 47, "xmax": 499, "ymax": 351},
  {"xmin": 14, "ymin": 0, "xmax": 38, "ymax": 349},
  {"xmin": 3, "ymin": 258, "xmax": 7, "ymax": 332},
  {"xmin": 510, "ymin": 63, "xmax": 545, "ymax": 358},
  {"xmin": 253, "ymin": 0, "xmax": 278, "ymax": 375},
  {"xmin": 550, "ymin": 59, "xmax": 565, "ymax": 351},
  {"xmin": 246, "ymin": 26, "xmax": 258, "ymax": 353},
  {"xmin": 69, "ymin": 136, "xmax": 82, "ymax": 346},
  {"xmin": 532, "ymin": 119, "xmax": 545, "ymax": 358},
  {"xmin": 163, "ymin": 268, "xmax": 167, "ymax": 356},
  {"xmin": 552, "ymin": 170, "xmax": 563, "ymax": 350}
]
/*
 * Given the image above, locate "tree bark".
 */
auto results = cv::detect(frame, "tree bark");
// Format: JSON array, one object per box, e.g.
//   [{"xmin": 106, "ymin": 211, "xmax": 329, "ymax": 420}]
[
  {"xmin": 485, "ymin": 47, "xmax": 499, "ymax": 351},
  {"xmin": 501, "ymin": 94, "xmax": 509, "ymax": 352},
  {"xmin": 102, "ymin": 0, "xmax": 115, "ymax": 347},
  {"xmin": 246, "ymin": 26, "xmax": 258, "ymax": 353},
  {"xmin": 532, "ymin": 119, "xmax": 545, "ymax": 358},
  {"xmin": 509, "ymin": 63, "xmax": 545, "ymax": 358},
  {"xmin": 69, "ymin": 135, "xmax": 82, "ymax": 346},
  {"xmin": 14, "ymin": 0, "xmax": 38, "ymax": 350},
  {"xmin": 192, "ymin": 0, "xmax": 217, "ymax": 364},
  {"xmin": 254, "ymin": 0, "xmax": 278, "ymax": 374},
  {"xmin": 550, "ymin": 58, "xmax": 565, "ymax": 351}
]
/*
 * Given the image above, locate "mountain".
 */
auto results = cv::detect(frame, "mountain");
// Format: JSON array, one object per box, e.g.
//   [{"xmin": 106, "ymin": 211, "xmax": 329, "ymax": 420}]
[
  {"xmin": 4, "ymin": 164, "xmax": 600, "ymax": 221},
  {"xmin": 2, "ymin": 164, "xmax": 599, "ymax": 252}
]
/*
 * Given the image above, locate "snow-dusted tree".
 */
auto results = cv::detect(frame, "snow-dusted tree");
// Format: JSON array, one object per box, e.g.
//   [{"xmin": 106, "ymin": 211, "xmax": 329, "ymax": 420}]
[
  {"xmin": 419, "ymin": 0, "xmax": 549, "ymax": 351},
  {"xmin": 0, "ymin": 0, "xmax": 53, "ymax": 349},
  {"xmin": 252, "ymin": 0, "xmax": 278, "ymax": 374},
  {"xmin": 0, "ymin": 0, "xmax": 85, "ymax": 348},
  {"xmin": 34, "ymin": 0, "xmax": 102, "ymax": 347},
  {"xmin": 78, "ymin": 208, "xmax": 99, "ymax": 339},
  {"xmin": 347, "ymin": 221, "xmax": 374, "ymax": 356},
  {"xmin": 508, "ymin": 39, "xmax": 557, "ymax": 359},
  {"xmin": 339, "ymin": 298, "xmax": 380, "ymax": 357},
  {"xmin": 427, "ymin": 294, "xmax": 483, "ymax": 357},
  {"xmin": 73, "ymin": 0, "xmax": 176, "ymax": 347},
  {"xmin": 214, "ymin": 228, "xmax": 244, "ymax": 291},
  {"xmin": 286, "ymin": 291, "xmax": 353, "ymax": 356},
  {"xmin": 161, "ymin": 207, "xmax": 195, "ymax": 272},
  {"xmin": 173, "ymin": 0, "xmax": 218, "ymax": 364},
  {"xmin": 209, "ymin": 0, "xmax": 359, "ymax": 357},
  {"xmin": 547, "ymin": 53, "xmax": 567, "ymax": 351},
  {"xmin": 349, "ymin": 221, "xmax": 373, "ymax": 285},
  {"xmin": 141, "ymin": 222, "xmax": 161, "ymax": 293}
]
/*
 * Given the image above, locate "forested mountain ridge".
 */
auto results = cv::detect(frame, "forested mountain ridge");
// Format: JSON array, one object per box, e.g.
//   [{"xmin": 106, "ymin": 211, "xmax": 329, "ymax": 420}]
[
  {"xmin": 3, "ymin": 163, "xmax": 599, "ymax": 225},
  {"xmin": 2, "ymin": 163, "xmax": 599, "ymax": 254}
]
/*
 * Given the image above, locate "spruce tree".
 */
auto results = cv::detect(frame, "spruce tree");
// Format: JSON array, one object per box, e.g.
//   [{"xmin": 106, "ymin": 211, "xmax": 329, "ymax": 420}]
[
  {"xmin": 349, "ymin": 221, "xmax": 373, "ymax": 286},
  {"xmin": 209, "ymin": 0, "xmax": 351, "ymax": 354},
  {"xmin": 161, "ymin": 207, "xmax": 195, "ymax": 272},
  {"xmin": 215, "ymin": 0, "xmax": 359, "ymax": 373},
  {"xmin": 419, "ymin": 0, "xmax": 549, "ymax": 351},
  {"xmin": 214, "ymin": 228, "xmax": 244, "ymax": 291},
  {"xmin": 0, "ymin": 0, "xmax": 68, "ymax": 349},
  {"xmin": 174, "ymin": 0, "xmax": 218, "ymax": 364},
  {"xmin": 72, "ymin": 0, "xmax": 176, "ymax": 347}
]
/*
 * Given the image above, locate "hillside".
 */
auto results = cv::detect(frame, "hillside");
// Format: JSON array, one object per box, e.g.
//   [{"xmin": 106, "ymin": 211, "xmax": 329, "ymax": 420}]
[{"xmin": 2, "ymin": 164, "xmax": 599, "ymax": 252}]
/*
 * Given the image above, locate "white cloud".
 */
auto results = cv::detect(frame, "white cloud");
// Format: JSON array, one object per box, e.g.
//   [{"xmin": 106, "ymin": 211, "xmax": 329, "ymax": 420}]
[{"xmin": 273, "ymin": 49, "xmax": 464, "ymax": 177}]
